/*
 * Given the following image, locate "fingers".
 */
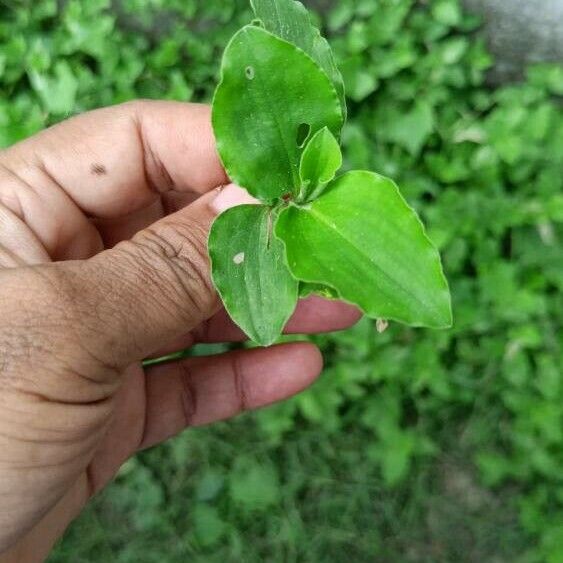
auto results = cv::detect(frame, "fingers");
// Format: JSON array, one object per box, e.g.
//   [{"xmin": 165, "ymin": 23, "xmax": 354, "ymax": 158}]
[
  {"xmin": 140, "ymin": 342, "xmax": 322, "ymax": 450},
  {"xmin": 93, "ymin": 199, "xmax": 166, "ymax": 249},
  {"xmin": 53, "ymin": 185, "xmax": 255, "ymax": 368},
  {"xmin": 146, "ymin": 297, "xmax": 361, "ymax": 359},
  {"xmin": 199, "ymin": 297, "xmax": 361, "ymax": 342},
  {"xmin": 0, "ymin": 204, "xmax": 51, "ymax": 267},
  {"xmin": 284, "ymin": 296, "xmax": 362, "ymax": 334},
  {"xmin": 3, "ymin": 101, "xmax": 227, "ymax": 217},
  {"xmin": 94, "ymin": 192, "xmax": 200, "ymax": 249},
  {"xmin": 0, "ymin": 101, "xmax": 227, "ymax": 261}
]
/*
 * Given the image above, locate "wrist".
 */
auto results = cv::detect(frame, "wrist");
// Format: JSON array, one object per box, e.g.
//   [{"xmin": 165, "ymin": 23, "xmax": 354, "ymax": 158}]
[{"xmin": 0, "ymin": 475, "xmax": 88, "ymax": 563}]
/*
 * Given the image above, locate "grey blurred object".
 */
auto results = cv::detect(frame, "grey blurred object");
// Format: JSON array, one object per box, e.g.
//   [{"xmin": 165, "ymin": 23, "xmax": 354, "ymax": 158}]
[{"xmin": 462, "ymin": 0, "xmax": 563, "ymax": 83}]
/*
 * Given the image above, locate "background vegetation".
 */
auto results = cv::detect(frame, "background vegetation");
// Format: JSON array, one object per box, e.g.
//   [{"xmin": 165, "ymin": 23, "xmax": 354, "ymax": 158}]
[{"xmin": 1, "ymin": 0, "xmax": 562, "ymax": 561}]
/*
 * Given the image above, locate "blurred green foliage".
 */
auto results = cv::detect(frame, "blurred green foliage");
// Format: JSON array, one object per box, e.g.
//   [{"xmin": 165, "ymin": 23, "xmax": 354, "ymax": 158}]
[{"xmin": 1, "ymin": 0, "xmax": 563, "ymax": 561}]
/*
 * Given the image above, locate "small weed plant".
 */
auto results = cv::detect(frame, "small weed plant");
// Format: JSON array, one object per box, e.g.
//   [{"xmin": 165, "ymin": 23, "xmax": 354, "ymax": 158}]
[{"xmin": 209, "ymin": 0, "xmax": 453, "ymax": 345}]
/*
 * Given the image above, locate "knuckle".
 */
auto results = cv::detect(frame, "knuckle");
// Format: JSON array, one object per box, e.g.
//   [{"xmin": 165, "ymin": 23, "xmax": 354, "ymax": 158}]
[
  {"xmin": 121, "ymin": 98, "xmax": 153, "ymax": 115},
  {"xmin": 127, "ymin": 219, "xmax": 217, "ymax": 319}
]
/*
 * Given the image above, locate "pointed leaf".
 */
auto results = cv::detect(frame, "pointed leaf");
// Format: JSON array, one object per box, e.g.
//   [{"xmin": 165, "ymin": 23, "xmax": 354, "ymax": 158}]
[
  {"xmin": 251, "ymin": 0, "xmax": 346, "ymax": 118},
  {"xmin": 212, "ymin": 26, "xmax": 344, "ymax": 203},
  {"xmin": 276, "ymin": 171, "xmax": 452, "ymax": 328},
  {"xmin": 209, "ymin": 204, "xmax": 299, "ymax": 346},
  {"xmin": 382, "ymin": 101, "xmax": 435, "ymax": 156},
  {"xmin": 299, "ymin": 126, "xmax": 342, "ymax": 201}
]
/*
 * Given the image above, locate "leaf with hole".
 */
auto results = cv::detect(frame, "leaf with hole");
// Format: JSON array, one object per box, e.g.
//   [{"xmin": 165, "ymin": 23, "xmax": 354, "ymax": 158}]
[
  {"xmin": 250, "ymin": 0, "xmax": 346, "ymax": 118},
  {"xmin": 209, "ymin": 0, "xmax": 452, "ymax": 345},
  {"xmin": 209, "ymin": 205, "xmax": 299, "ymax": 346},
  {"xmin": 212, "ymin": 25, "xmax": 344, "ymax": 203}
]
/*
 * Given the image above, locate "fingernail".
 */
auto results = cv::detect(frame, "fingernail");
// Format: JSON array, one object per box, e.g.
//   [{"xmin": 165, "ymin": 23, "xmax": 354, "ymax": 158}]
[{"xmin": 211, "ymin": 183, "xmax": 258, "ymax": 214}]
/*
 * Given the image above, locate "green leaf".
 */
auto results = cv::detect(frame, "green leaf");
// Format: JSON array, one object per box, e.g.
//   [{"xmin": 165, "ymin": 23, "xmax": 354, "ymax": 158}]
[
  {"xmin": 250, "ymin": 0, "xmax": 346, "ymax": 118},
  {"xmin": 28, "ymin": 61, "xmax": 78, "ymax": 115},
  {"xmin": 382, "ymin": 101, "xmax": 435, "ymax": 156},
  {"xmin": 192, "ymin": 505, "xmax": 226, "ymax": 547},
  {"xmin": 276, "ymin": 171, "xmax": 452, "ymax": 328},
  {"xmin": 431, "ymin": 0, "xmax": 462, "ymax": 27},
  {"xmin": 229, "ymin": 459, "xmax": 281, "ymax": 511},
  {"xmin": 528, "ymin": 63, "xmax": 563, "ymax": 96},
  {"xmin": 299, "ymin": 126, "xmax": 342, "ymax": 201},
  {"xmin": 209, "ymin": 204, "xmax": 299, "ymax": 346},
  {"xmin": 340, "ymin": 56, "xmax": 379, "ymax": 102},
  {"xmin": 212, "ymin": 26, "xmax": 344, "ymax": 203}
]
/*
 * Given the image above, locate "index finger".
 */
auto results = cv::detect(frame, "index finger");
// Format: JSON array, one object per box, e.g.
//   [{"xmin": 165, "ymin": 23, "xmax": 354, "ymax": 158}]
[{"xmin": 1, "ymin": 100, "xmax": 228, "ymax": 220}]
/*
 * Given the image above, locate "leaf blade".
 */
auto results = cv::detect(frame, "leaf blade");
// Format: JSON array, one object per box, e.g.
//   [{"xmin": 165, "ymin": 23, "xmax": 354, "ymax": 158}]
[
  {"xmin": 276, "ymin": 171, "xmax": 452, "ymax": 328},
  {"xmin": 209, "ymin": 204, "xmax": 299, "ymax": 346},
  {"xmin": 250, "ymin": 0, "xmax": 347, "ymax": 118},
  {"xmin": 212, "ymin": 26, "xmax": 344, "ymax": 203},
  {"xmin": 299, "ymin": 126, "xmax": 342, "ymax": 201}
]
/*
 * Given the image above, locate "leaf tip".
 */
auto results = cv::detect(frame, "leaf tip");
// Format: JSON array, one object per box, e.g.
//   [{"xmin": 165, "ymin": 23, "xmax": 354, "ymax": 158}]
[
  {"xmin": 427, "ymin": 289, "xmax": 454, "ymax": 329},
  {"xmin": 253, "ymin": 337, "xmax": 278, "ymax": 348}
]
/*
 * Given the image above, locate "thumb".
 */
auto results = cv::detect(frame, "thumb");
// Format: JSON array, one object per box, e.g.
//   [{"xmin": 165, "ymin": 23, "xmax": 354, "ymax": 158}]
[{"xmin": 65, "ymin": 184, "xmax": 254, "ymax": 367}]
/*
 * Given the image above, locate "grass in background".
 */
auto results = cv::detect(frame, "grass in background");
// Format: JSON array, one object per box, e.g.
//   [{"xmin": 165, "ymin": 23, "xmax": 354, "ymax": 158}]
[{"xmin": 1, "ymin": 0, "xmax": 562, "ymax": 561}]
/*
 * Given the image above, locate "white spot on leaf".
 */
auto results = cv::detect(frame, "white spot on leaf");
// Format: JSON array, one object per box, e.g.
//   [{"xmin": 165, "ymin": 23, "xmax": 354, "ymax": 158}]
[
  {"xmin": 245, "ymin": 66, "xmax": 255, "ymax": 80},
  {"xmin": 233, "ymin": 252, "xmax": 245, "ymax": 265},
  {"xmin": 376, "ymin": 319, "xmax": 389, "ymax": 334}
]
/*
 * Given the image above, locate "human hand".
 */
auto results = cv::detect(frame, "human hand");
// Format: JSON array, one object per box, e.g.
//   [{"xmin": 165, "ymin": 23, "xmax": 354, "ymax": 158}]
[{"xmin": 0, "ymin": 101, "xmax": 360, "ymax": 562}]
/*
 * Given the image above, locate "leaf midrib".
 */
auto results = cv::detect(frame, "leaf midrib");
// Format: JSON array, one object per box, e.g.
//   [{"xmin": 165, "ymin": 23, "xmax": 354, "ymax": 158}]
[
  {"xmin": 306, "ymin": 205, "xmax": 439, "ymax": 317},
  {"xmin": 244, "ymin": 27, "xmax": 300, "ymax": 192}
]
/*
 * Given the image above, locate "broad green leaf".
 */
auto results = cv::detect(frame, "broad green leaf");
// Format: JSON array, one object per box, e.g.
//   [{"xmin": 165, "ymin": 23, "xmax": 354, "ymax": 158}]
[
  {"xmin": 250, "ymin": 0, "xmax": 346, "ymax": 118},
  {"xmin": 192, "ymin": 505, "xmax": 226, "ymax": 547},
  {"xmin": 276, "ymin": 171, "xmax": 452, "ymax": 328},
  {"xmin": 28, "ymin": 61, "xmax": 78, "ymax": 115},
  {"xmin": 340, "ymin": 56, "xmax": 379, "ymax": 102},
  {"xmin": 431, "ymin": 0, "xmax": 462, "ymax": 27},
  {"xmin": 209, "ymin": 204, "xmax": 299, "ymax": 346},
  {"xmin": 299, "ymin": 126, "xmax": 342, "ymax": 201},
  {"xmin": 212, "ymin": 26, "xmax": 344, "ymax": 203},
  {"xmin": 382, "ymin": 101, "xmax": 435, "ymax": 156},
  {"xmin": 229, "ymin": 459, "xmax": 281, "ymax": 511}
]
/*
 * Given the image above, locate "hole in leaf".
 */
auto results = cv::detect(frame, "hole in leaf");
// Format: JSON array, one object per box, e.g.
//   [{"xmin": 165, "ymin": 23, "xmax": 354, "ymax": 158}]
[
  {"xmin": 245, "ymin": 66, "xmax": 255, "ymax": 80},
  {"xmin": 296, "ymin": 123, "xmax": 311, "ymax": 148}
]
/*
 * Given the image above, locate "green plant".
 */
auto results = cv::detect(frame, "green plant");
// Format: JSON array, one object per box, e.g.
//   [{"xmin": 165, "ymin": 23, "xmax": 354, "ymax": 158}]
[
  {"xmin": 2, "ymin": 0, "xmax": 562, "ymax": 560},
  {"xmin": 208, "ymin": 0, "xmax": 452, "ymax": 346}
]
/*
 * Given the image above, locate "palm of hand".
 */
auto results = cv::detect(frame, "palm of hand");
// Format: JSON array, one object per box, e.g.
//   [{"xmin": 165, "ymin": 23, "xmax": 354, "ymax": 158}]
[{"xmin": 0, "ymin": 101, "xmax": 358, "ymax": 561}]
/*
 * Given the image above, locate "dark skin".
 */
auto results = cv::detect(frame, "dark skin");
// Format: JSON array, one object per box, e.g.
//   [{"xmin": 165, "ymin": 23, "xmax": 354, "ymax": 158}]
[{"xmin": 0, "ymin": 101, "xmax": 360, "ymax": 562}]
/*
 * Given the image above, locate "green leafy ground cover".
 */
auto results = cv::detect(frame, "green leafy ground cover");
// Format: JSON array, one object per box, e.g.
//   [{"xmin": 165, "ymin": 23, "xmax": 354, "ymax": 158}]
[{"xmin": 1, "ymin": 0, "xmax": 562, "ymax": 561}]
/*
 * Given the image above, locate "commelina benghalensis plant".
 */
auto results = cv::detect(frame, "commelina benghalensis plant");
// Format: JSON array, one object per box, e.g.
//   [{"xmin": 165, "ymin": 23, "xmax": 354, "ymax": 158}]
[{"xmin": 208, "ymin": 0, "xmax": 453, "ymax": 346}]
